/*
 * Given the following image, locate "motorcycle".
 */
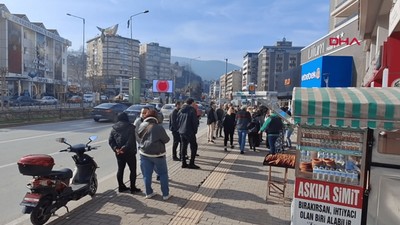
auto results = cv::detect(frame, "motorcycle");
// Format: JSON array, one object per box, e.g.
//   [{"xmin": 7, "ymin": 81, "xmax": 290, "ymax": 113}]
[{"xmin": 17, "ymin": 135, "xmax": 99, "ymax": 225}]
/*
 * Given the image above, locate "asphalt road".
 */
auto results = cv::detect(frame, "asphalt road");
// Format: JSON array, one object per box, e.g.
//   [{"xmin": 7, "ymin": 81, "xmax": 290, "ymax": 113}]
[{"xmin": 0, "ymin": 118, "xmax": 207, "ymax": 225}]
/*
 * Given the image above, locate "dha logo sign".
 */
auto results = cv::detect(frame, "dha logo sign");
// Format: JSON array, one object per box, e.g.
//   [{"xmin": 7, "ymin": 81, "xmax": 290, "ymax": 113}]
[
  {"xmin": 302, "ymin": 68, "xmax": 321, "ymax": 81},
  {"xmin": 329, "ymin": 37, "xmax": 361, "ymax": 46}
]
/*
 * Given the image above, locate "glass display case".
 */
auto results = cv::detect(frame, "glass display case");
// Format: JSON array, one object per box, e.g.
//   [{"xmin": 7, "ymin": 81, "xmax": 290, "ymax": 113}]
[{"xmin": 295, "ymin": 126, "xmax": 368, "ymax": 187}]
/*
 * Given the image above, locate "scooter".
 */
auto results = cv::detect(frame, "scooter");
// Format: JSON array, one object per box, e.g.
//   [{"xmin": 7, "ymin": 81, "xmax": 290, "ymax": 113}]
[{"xmin": 17, "ymin": 135, "xmax": 99, "ymax": 225}]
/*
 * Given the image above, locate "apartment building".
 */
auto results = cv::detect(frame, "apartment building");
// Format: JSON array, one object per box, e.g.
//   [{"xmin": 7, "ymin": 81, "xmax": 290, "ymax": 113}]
[
  {"xmin": 242, "ymin": 52, "xmax": 258, "ymax": 90},
  {"xmin": 86, "ymin": 34, "xmax": 140, "ymax": 94},
  {"xmin": 0, "ymin": 4, "xmax": 70, "ymax": 98},
  {"xmin": 221, "ymin": 70, "xmax": 242, "ymax": 100},
  {"xmin": 257, "ymin": 38, "xmax": 302, "ymax": 92},
  {"xmin": 139, "ymin": 42, "xmax": 171, "ymax": 81}
]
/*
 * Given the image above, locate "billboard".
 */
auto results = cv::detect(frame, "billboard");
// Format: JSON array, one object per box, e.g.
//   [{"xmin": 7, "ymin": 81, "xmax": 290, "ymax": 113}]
[
  {"xmin": 152, "ymin": 80, "xmax": 173, "ymax": 93},
  {"xmin": 301, "ymin": 56, "xmax": 353, "ymax": 88}
]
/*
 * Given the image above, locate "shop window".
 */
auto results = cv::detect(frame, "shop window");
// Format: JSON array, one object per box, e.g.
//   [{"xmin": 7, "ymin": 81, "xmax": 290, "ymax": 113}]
[{"xmin": 378, "ymin": 130, "xmax": 400, "ymax": 155}]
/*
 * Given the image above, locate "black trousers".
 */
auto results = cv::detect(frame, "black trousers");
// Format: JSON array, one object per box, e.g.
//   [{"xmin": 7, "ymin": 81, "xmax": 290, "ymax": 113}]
[
  {"xmin": 180, "ymin": 133, "xmax": 198, "ymax": 165},
  {"xmin": 223, "ymin": 129, "xmax": 234, "ymax": 147},
  {"xmin": 248, "ymin": 132, "xmax": 260, "ymax": 148},
  {"xmin": 116, "ymin": 152, "xmax": 137, "ymax": 188},
  {"xmin": 172, "ymin": 131, "xmax": 181, "ymax": 158}
]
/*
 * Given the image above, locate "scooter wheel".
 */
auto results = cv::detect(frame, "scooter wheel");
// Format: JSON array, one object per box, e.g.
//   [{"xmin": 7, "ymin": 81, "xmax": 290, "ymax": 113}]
[
  {"xmin": 30, "ymin": 197, "xmax": 52, "ymax": 225},
  {"xmin": 88, "ymin": 175, "xmax": 98, "ymax": 197}
]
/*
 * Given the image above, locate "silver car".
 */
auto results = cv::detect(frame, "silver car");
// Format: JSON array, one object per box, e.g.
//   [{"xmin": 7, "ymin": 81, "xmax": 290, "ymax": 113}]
[{"xmin": 160, "ymin": 104, "xmax": 175, "ymax": 120}]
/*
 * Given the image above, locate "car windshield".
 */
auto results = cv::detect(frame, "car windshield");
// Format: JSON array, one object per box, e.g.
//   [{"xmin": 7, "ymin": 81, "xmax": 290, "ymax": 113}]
[
  {"xmin": 95, "ymin": 103, "xmax": 115, "ymax": 109},
  {"xmin": 127, "ymin": 105, "xmax": 147, "ymax": 111},
  {"xmin": 162, "ymin": 105, "xmax": 173, "ymax": 109}
]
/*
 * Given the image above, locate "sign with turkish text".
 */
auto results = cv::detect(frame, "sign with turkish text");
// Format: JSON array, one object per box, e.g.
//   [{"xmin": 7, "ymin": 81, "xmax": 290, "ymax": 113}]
[{"xmin": 293, "ymin": 178, "xmax": 363, "ymax": 225}]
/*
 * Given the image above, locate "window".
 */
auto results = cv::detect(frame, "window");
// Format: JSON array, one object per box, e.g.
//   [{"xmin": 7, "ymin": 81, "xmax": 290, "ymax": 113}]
[{"xmin": 378, "ymin": 130, "xmax": 400, "ymax": 155}]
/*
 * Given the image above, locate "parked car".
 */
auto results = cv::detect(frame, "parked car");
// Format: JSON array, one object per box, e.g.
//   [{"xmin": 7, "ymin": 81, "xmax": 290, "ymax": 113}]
[
  {"xmin": 83, "ymin": 93, "xmax": 94, "ymax": 103},
  {"xmin": 67, "ymin": 95, "xmax": 83, "ymax": 103},
  {"xmin": 100, "ymin": 95, "xmax": 109, "ymax": 102},
  {"xmin": 160, "ymin": 104, "xmax": 175, "ymax": 120},
  {"xmin": 147, "ymin": 102, "xmax": 163, "ymax": 111},
  {"xmin": 91, "ymin": 103, "xmax": 129, "ymax": 122},
  {"xmin": 9, "ymin": 96, "xmax": 37, "ymax": 106},
  {"xmin": 37, "ymin": 96, "xmax": 58, "ymax": 105},
  {"xmin": 124, "ymin": 104, "xmax": 164, "ymax": 124}
]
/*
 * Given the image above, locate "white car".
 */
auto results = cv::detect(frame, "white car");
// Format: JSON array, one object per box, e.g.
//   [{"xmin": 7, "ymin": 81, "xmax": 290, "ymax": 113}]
[
  {"xmin": 160, "ymin": 104, "xmax": 175, "ymax": 120},
  {"xmin": 37, "ymin": 96, "xmax": 58, "ymax": 105},
  {"xmin": 83, "ymin": 93, "xmax": 94, "ymax": 102}
]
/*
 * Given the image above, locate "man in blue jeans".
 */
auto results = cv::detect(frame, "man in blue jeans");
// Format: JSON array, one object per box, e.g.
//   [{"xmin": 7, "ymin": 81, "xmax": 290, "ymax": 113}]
[
  {"xmin": 235, "ymin": 105, "xmax": 251, "ymax": 154},
  {"xmin": 259, "ymin": 109, "xmax": 283, "ymax": 155}
]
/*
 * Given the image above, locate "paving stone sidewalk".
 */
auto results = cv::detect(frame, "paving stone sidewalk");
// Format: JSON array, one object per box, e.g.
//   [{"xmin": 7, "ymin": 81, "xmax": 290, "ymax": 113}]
[{"xmin": 44, "ymin": 131, "xmax": 296, "ymax": 225}]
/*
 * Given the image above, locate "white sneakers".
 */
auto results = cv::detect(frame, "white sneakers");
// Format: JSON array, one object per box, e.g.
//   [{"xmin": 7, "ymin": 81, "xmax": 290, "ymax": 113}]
[
  {"xmin": 163, "ymin": 195, "xmax": 172, "ymax": 201},
  {"xmin": 144, "ymin": 192, "xmax": 172, "ymax": 201},
  {"xmin": 145, "ymin": 192, "xmax": 156, "ymax": 199}
]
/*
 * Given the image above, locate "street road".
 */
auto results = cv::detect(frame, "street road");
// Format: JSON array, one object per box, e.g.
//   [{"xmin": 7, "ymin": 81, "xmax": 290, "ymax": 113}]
[{"xmin": 0, "ymin": 118, "xmax": 207, "ymax": 225}]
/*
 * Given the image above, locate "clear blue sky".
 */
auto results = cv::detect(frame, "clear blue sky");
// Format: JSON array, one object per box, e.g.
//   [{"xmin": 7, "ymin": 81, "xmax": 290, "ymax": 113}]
[{"xmin": 2, "ymin": 0, "xmax": 329, "ymax": 66}]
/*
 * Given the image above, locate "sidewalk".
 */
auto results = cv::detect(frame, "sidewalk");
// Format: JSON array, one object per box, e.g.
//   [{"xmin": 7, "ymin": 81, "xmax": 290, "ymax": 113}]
[{"xmin": 47, "ymin": 131, "xmax": 296, "ymax": 225}]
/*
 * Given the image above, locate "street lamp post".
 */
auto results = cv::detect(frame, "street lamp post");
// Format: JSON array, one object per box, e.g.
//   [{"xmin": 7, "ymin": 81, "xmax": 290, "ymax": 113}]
[
  {"xmin": 66, "ymin": 13, "xmax": 85, "ymax": 89},
  {"xmin": 67, "ymin": 13, "xmax": 85, "ymax": 106},
  {"xmin": 219, "ymin": 58, "xmax": 228, "ymax": 106},
  {"xmin": 128, "ymin": 10, "xmax": 149, "ymax": 103}
]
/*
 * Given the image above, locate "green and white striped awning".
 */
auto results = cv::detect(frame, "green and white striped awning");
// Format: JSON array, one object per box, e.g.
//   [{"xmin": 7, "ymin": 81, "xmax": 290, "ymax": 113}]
[{"xmin": 292, "ymin": 87, "xmax": 400, "ymax": 131}]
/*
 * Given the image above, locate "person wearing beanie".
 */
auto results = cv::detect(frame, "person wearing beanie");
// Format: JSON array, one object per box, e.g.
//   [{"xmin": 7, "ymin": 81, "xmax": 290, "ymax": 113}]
[{"xmin": 108, "ymin": 112, "xmax": 141, "ymax": 194}]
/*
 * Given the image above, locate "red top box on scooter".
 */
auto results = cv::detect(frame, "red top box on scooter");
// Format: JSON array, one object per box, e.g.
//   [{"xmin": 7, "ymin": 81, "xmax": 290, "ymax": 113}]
[{"xmin": 18, "ymin": 154, "xmax": 55, "ymax": 176}]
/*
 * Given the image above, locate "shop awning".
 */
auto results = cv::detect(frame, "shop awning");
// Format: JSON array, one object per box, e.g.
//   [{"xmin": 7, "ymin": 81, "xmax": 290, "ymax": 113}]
[{"xmin": 292, "ymin": 87, "xmax": 400, "ymax": 130}]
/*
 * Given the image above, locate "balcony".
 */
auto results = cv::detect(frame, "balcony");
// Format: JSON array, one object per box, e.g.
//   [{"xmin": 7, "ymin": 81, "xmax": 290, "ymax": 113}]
[{"xmin": 331, "ymin": 0, "xmax": 358, "ymax": 18}]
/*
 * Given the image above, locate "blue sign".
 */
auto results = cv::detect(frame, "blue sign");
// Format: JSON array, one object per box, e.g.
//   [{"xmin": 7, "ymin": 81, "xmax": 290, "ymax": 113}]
[{"xmin": 301, "ymin": 56, "xmax": 353, "ymax": 87}]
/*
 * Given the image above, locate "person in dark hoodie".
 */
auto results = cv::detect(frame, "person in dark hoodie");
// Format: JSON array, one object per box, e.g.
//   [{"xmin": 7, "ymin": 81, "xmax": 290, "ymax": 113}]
[
  {"xmin": 108, "ymin": 112, "xmax": 141, "ymax": 194},
  {"xmin": 138, "ymin": 109, "xmax": 171, "ymax": 200},
  {"xmin": 169, "ymin": 101, "xmax": 182, "ymax": 161},
  {"xmin": 177, "ymin": 98, "xmax": 200, "ymax": 169}
]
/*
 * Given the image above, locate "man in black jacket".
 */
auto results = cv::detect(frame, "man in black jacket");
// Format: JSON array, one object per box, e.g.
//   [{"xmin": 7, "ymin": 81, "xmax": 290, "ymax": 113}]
[
  {"xmin": 169, "ymin": 101, "xmax": 182, "ymax": 161},
  {"xmin": 109, "ymin": 112, "xmax": 141, "ymax": 194},
  {"xmin": 177, "ymin": 98, "xmax": 200, "ymax": 169}
]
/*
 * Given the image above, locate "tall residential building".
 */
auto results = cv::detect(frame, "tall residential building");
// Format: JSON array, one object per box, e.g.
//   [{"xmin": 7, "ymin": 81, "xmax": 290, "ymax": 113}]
[
  {"xmin": 139, "ymin": 42, "xmax": 171, "ymax": 82},
  {"xmin": 242, "ymin": 52, "xmax": 258, "ymax": 90},
  {"xmin": 257, "ymin": 38, "xmax": 302, "ymax": 91},
  {"xmin": 209, "ymin": 80, "xmax": 219, "ymax": 100},
  {"xmin": 224, "ymin": 70, "xmax": 242, "ymax": 99},
  {"xmin": 0, "ymin": 4, "xmax": 70, "ymax": 98},
  {"xmin": 86, "ymin": 34, "xmax": 140, "ymax": 93}
]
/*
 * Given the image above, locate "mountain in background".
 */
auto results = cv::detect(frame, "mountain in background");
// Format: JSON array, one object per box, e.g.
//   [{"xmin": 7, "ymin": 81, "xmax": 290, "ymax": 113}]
[{"xmin": 171, "ymin": 56, "xmax": 241, "ymax": 81}]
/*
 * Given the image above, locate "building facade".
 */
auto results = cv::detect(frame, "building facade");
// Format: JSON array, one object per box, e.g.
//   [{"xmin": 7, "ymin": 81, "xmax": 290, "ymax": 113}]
[
  {"xmin": 139, "ymin": 42, "xmax": 171, "ymax": 82},
  {"xmin": 300, "ymin": 1, "xmax": 364, "ymax": 88},
  {"xmin": 86, "ymin": 35, "xmax": 140, "ymax": 95},
  {"xmin": 257, "ymin": 38, "xmax": 302, "ymax": 92},
  {"xmin": 358, "ymin": 0, "xmax": 400, "ymax": 87},
  {"xmin": 242, "ymin": 52, "xmax": 258, "ymax": 90},
  {"xmin": 0, "ymin": 4, "xmax": 70, "ymax": 99},
  {"xmin": 224, "ymin": 70, "xmax": 242, "ymax": 100}
]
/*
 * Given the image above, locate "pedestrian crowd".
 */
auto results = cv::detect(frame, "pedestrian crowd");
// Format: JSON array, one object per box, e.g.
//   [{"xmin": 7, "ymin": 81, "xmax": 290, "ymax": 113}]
[{"xmin": 108, "ymin": 97, "xmax": 293, "ymax": 201}]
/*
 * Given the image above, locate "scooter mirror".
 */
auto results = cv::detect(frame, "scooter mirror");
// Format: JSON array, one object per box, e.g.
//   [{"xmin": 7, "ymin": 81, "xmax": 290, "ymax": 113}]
[
  {"xmin": 56, "ymin": 138, "xmax": 66, "ymax": 143},
  {"xmin": 89, "ymin": 136, "xmax": 97, "ymax": 141}
]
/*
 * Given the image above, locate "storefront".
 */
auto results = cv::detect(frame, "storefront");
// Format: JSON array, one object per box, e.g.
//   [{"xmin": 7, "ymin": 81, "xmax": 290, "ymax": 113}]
[{"xmin": 301, "ymin": 16, "xmax": 364, "ymax": 87}]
